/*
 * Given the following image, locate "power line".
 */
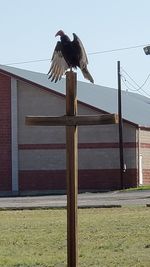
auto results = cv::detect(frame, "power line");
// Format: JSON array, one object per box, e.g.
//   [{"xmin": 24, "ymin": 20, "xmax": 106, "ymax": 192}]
[
  {"xmin": 121, "ymin": 76, "xmax": 150, "ymax": 97},
  {"xmin": 3, "ymin": 43, "xmax": 149, "ymax": 66},
  {"xmin": 121, "ymin": 67, "xmax": 150, "ymax": 97},
  {"xmin": 121, "ymin": 68, "xmax": 142, "ymax": 88},
  {"xmin": 138, "ymin": 73, "xmax": 150, "ymax": 89},
  {"xmin": 3, "ymin": 43, "xmax": 150, "ymax": 97},
  {"xmin": 121, "ymin": 75, "xmax": 140, "ymax": 91},
  {"xmin": 5, "ymin": 58, "xmax": 50, "ymax": 66},
  {"xmin": 121, "ymin": 67, "xmax": 150, "ymax": 89},
  {"xmin": 88, "ymin": 43, "xmax": 148, "ymax": 55}
]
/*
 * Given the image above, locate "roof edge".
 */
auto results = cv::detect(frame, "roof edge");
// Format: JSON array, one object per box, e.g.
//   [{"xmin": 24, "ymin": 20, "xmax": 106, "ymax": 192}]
[
  {"xmin": 139, "ymin": 126, "xmax": 150, "ymax": 130},
  {"xmin": 0, "ymin": 67, "xmax": 66, "ymax": 99},
  {"xmin": 0, "ymin": 67, "xmax": 139, "ymax": 127}
]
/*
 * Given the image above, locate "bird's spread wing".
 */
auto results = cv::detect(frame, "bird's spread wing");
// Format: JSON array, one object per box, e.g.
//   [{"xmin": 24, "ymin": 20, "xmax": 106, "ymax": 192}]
[
  {"xmin": 48, "ymin": 41, "xmax": 69, "ymax": 82},
  {"xmin": 72, "ymin": 33, "xmax": 94, "ymax": 83},
  {"xmin": 72, "ymin": 33, "xmax": 88, "ymax": 69}
]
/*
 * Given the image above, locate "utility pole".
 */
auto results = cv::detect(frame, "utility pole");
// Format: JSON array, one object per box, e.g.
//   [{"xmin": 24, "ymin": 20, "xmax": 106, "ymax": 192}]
[{"xmin": 117, "ymin": 61, "xmax": 125, "ymax": 189}]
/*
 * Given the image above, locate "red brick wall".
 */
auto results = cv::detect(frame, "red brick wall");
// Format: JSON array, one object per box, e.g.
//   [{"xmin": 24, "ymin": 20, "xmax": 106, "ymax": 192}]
[
  {"xmin": 142, "ymin": 169, "xmax": 150, "ymax": 185},
  {"xmin": 18, "ymin": 141, "xmax": 138, "ymax": 192},
  {"xmin": 0, "ymin": 73, "xmax": 12, "ymax": 191},
  {"xmin": 139, "ymin": 129, "xmax": 150, "ymax": 185},
  {"xmin": 79, "ymin": 169, "xmax": 138, "ymax": 190},
  {"xmin": 19, "ymin": 168, "xmax": 137, "ymax": 192}
]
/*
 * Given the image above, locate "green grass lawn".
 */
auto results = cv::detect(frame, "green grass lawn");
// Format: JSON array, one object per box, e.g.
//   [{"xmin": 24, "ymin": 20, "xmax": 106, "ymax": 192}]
[
  {"xmin": 0, "ymin": 207, "xmax": 150, "ymax": 267},
  {"xmin": 123, "ymin": 185, "xmax": 150, "ymax": 191}
]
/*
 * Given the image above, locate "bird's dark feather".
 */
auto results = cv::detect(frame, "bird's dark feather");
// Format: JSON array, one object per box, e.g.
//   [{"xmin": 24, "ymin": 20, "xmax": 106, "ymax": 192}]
[{"xmin": 48, "ymin": 31, "xmax": 94, "ymax": 83}]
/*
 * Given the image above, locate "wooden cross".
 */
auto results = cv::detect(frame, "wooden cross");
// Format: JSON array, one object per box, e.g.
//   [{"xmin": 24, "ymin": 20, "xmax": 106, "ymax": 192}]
[{"xmin": 26, "ymin": 71, "xmax": 118, "ymax": 267}]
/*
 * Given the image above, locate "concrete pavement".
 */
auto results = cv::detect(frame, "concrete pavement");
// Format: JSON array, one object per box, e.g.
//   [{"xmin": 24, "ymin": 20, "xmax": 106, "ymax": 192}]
[{"xmin": 0, "ymin": 190, "xmax": 150, "ymax": 210}]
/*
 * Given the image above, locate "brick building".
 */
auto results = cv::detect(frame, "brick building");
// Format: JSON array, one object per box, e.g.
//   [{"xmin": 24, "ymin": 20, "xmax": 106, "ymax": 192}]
[{"xmin": 0, "ymin": 65, "xmax": 150, "ymax": 195}]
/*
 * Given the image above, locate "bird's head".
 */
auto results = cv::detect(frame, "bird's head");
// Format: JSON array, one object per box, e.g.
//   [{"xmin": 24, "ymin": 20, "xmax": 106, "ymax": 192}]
[{"xmin": 55, "ymin": 30, "xmax": 65, "ymax": 37}]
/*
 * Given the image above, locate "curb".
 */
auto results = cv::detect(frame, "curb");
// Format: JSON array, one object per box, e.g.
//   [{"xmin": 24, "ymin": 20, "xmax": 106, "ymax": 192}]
[{"xmin": 0, "ymin": 204, "xmax": 122, "ymax": 211}]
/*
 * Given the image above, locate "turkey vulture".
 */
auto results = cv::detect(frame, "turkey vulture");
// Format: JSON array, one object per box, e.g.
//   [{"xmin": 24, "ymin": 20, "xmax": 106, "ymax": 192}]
[{"xmin": 48, "ymin": 30, "xmax": 94, "ymax": 83}]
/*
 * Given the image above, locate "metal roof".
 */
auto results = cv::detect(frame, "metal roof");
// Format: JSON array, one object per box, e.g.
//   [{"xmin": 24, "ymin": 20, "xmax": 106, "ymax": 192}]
[{"xmin": 0, "ymin": 64, "xmax": 150, "ymax": 127}]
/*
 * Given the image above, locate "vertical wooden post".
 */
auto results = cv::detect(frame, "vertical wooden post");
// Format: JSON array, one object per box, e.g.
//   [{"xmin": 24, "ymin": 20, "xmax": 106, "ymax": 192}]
[
  {"xmin": 25, "ymin": 70, "xmax": 118, "ymax": 267},
  {"xmin": 66, "ymin": 71, "xmax": 78, "ymax": 267}
]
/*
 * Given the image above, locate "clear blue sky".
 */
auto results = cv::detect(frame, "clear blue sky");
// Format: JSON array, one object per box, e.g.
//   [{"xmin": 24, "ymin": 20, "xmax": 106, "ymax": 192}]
[{"xmin": 1, "ymin": 0, "xmax": 150, "ymax": 96}]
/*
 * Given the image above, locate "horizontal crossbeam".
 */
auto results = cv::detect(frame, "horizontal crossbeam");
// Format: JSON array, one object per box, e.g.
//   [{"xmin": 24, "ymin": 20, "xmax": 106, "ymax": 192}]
[{"xmin": 26, "ymin": 114, "xmax": 118, "ymax": 126}]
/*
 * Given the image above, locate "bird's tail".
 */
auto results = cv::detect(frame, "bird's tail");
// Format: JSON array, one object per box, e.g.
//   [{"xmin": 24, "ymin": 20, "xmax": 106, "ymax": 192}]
[{"xmin": 81, "ymin": 67, "xmax": 94, "ymax": 83}]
